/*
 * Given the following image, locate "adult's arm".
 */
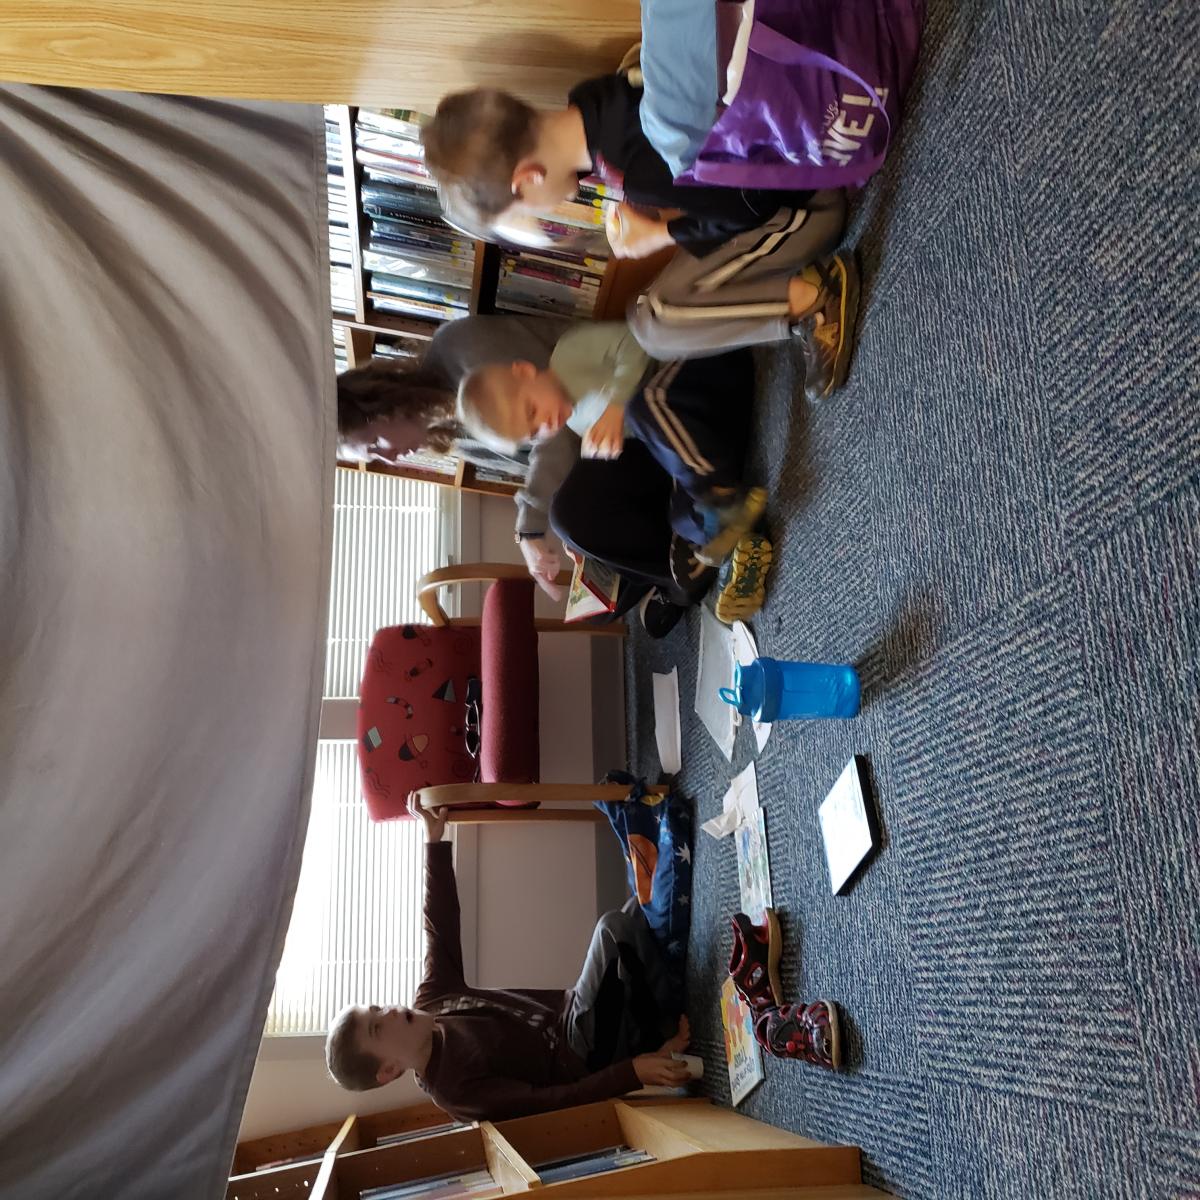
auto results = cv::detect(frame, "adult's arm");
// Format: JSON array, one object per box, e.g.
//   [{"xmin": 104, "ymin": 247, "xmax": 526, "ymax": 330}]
[{"xmin": 514, "ymin": 427, "xmax": 582, "ymax": 538}]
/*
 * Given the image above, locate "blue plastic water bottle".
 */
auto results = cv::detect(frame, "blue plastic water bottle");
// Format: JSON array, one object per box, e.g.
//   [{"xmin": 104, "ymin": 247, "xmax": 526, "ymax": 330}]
[{"xmin": 719, "ymin": 656, "xmax": 861, "ymax": 721}]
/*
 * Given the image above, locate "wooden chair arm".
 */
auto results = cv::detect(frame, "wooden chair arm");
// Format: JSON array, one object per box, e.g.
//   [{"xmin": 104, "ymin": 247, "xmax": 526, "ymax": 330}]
[
  {"xmin": 417, "ymin": 782, "xmax": 669, "ymax": 811},
  {"xmin": 416, "ymin": 562, "xmax": 572, "ymax": 626}
]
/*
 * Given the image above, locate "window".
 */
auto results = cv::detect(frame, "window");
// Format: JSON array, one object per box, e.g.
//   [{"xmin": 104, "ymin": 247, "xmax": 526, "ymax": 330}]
[{"xmin": 265, "ymin": 467, "xmax": 458, "ymax": 1036}]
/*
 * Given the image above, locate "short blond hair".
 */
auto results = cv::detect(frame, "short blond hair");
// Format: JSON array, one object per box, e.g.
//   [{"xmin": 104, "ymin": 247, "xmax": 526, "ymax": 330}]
[
  {"xmin": 325, "ymin": 1006, "xmax": 383, "ymax": 1092},
  {"xmin": 422, "ymin": 89, "xmax": 539, "ymax": 221},
  {"xmin": 456, "ymin": 364, "xmax": 523, "ymax": 452}
]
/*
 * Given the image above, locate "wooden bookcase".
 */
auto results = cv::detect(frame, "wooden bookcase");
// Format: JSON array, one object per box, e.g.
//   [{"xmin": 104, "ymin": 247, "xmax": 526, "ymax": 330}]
[{"xmin": 228, "ymin": 1098, "xmax": 897, "ymax": 1200}]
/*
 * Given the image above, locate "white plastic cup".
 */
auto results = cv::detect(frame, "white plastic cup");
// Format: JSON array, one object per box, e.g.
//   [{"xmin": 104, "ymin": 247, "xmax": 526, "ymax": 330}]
[{"xmin": 672, "ymin": 1052, "xmax": 704, "ymax": 1080}]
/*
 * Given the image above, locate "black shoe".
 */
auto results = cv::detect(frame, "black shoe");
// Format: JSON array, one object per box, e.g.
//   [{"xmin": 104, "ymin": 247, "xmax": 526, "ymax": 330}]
[
  {"xmin": 794, "ymin": 251, "xmax": 861, "ymax": 402},
  {"xmin": 669, "ymin": 535, "xmax": 718, "ymax": 603},
  {"xmin": 638, "ymin": 590, "xmax": 688, "ymax": 639}
]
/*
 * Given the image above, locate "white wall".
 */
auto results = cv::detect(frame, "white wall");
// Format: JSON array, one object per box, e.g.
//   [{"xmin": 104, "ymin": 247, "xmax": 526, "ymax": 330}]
[{"xmin": 240, "ymin": 490, "xmax": 619, "ymax": 1140}]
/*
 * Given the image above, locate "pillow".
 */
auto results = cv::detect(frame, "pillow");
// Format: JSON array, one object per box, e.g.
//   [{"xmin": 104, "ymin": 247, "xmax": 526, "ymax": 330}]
[{"xmin": 596, "ymin": 772, "xmax": 693, "ymax": 984}]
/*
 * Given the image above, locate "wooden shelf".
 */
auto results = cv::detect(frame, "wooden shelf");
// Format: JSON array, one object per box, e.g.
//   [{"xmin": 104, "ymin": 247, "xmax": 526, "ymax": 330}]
[{"xmin": 230, "ymin": 1098, "xmax": 896, "ymax": 1200}]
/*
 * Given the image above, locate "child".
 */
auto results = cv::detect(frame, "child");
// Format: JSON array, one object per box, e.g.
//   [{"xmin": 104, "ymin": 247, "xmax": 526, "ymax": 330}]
[
  {"xmin": 422, "ymin": 78, "xmax": 858, "ymax": 402},
  {"xmin": 457, "ymin": 321, "xmax": 772, "ymax": 624},
  {"xmin": 325, "ymin": 795, "xmax": 692, "ymax": 1121}
]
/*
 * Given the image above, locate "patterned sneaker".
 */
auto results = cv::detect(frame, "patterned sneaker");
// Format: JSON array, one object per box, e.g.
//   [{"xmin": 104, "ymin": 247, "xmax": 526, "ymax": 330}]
[
  {"xmin": 753, "ymin": 1000, "xmax": 842, "ymax": 1070},
  {"xmin": 794, "ymin": 251, "xmax": 861, "ymax": 402},
  {"xmin": 694, "ymin": 485, "xmax": 768, "ymax": 568},
  {"xmin": 713, "ymin": 532, "xmax": 773, "ymax": 625},
  {"xmin": 728, "ymin": 910, "xmax": 784, "ymax": 1014},
  {"xmin": 638, "ymin": 589, "xmax": 688, "ymax": 639}
]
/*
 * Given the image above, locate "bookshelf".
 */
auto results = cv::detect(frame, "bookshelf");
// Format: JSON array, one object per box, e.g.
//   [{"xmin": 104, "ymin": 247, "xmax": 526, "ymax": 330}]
[{"xmin": 228, "ymin": 1098, "xmax": 898, "ymax": 1200}]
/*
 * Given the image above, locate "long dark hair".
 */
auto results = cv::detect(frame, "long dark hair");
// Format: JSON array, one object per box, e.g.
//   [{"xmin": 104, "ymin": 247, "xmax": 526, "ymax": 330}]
[{"xmin": 336, "ymin": 358, "xmax": 460, "ymax": 454}]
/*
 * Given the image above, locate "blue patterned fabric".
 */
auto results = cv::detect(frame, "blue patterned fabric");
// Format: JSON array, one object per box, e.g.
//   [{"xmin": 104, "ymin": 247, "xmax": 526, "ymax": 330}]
[
  {"xmin": 596, "ymin": 773, "xmax": 694, "ymax": 983},
  {"xmin": 622, "ymin": 1, "xmax": 1200, "ymax": 1194}
]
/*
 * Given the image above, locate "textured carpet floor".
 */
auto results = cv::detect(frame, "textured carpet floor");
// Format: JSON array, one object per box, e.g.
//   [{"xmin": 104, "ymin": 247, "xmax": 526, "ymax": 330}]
[{"xmin": 622, "ymin": 2, "xmax": 1200, "ymax": 1196}]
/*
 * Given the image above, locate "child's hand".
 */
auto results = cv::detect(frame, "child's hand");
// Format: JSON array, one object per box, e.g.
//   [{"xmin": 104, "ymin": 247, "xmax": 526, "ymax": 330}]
[
  {"xmin": 606, "ymin": 202, "xmax": 676, "ymax": 260},
  {"xmin": 582, "ymin": 403, "xmax": 626, "ymax": 460},
  {"xmin": 406, "ymin": 792, "xmax": 449, "ymax": 843},
  {"xmin": 633, "ymin": 1051, "xmax": 691, "ymax": 1088},
  {"xmin": 659, "ymin": 1014, "xmax": 691, "ymax": 1056}
]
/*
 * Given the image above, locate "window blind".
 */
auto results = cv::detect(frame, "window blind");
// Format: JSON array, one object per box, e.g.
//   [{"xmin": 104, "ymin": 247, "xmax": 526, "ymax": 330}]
[
  {"xmin": 265, "ymin": 467, "xmax": 458, "ymax": 1036},
  {"xmin": 324, "ymin": 467, "xmax": 459, "ymax": 698}
]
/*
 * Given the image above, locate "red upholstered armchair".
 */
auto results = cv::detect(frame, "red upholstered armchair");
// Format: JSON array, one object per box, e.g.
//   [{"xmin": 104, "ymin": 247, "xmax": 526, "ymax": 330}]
[{"xmin": 357, "ymin": 563, "xmax": 664, "ymax": 824}]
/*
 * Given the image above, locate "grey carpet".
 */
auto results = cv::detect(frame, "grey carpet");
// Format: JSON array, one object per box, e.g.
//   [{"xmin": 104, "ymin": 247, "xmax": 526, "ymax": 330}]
[{"xmin": 622, "ymin": 1, "xmax": 1200, "ymax": 1195}]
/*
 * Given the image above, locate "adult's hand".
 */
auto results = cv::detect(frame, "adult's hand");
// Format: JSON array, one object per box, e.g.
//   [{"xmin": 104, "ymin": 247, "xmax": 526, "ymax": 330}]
[
  {"xmin": 406, "ymin": 792, "xmax": 449, "ymax": 843},
  {"xmin": 518, "ymin": 535, "xmax": 566, "ymax": 601}
]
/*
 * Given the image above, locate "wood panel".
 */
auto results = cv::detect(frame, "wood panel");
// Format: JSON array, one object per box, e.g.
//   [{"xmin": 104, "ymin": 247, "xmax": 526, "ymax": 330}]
[
  {"xmin": 0, "ymin": 0, "xmax": 640, "ymax": 109},
  {"xmin": 535, "ymin": 1147, "xmax": 862, "ymax": 1198},
  {"xmin": 227, "ymin": 1160, "xmax": 323, "ymax": 1200},
  {"xmin": 332, "ymin": 1130, "xmax": 487, "ymax": 1196},
  {"xmin": 479, "ymin": 1121, "xmax": 542, "ymax": 1193},
  {"xmin": 619, "ymin": 1102, "xmax": 830, "ymax": 1153},
  {"xmin": 356, "ymin": 1100, "xmax": 459, "ymax": 1148},
  {"xmin": 493, "ymin": 1101, "xmax": 627, "ymax": 1172},
  {"xmin": 234, "ymin": 1117, "xmax": 346, "ymax": 1173},
  {"xmin": 560, "ymin": 1189, "xmax": 893, "ymax": 1200}
]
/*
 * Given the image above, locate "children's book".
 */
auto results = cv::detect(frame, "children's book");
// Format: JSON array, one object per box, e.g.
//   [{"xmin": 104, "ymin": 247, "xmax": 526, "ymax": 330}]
[
  {"xmin": 564, "ymin": 555, "xmax": 619, "ymax": 623},
  {"xmin": 721, "ymin": 974, "xmax": 765, "ymax": 1106},
  {"xmin": 818, "ymin": 755, "xmax": 879, "ymax": 894}
]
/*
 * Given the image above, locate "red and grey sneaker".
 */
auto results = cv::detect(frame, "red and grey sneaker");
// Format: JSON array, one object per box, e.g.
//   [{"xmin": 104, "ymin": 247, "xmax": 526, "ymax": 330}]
[
  {"xmin": 728, "ymin": 910, "xmax": 784, "ymax": 1014},
  {"xmin": 753, "ymin": 1000, "xmax": 842, "ymax": 1070}
]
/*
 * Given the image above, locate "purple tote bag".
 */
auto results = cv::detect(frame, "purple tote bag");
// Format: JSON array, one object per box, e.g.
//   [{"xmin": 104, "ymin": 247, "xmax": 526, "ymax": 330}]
[{"xmin": 679, "ymin": 0, "xmax": 926, "ymax": 190}]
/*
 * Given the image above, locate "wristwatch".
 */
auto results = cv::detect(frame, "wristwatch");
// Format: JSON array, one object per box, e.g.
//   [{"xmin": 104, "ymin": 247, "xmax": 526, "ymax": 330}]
[{"xmin": 514, "ymin": 530, "xmax": 546, "ymax": 544}]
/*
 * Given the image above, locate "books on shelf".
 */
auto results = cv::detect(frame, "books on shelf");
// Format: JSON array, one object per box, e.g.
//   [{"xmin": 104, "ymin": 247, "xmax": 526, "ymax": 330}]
[
  {"xmin": 565, "ymin": 555, "xmax": 620, "ymax": 623},
  {"xmin": 373, "ymin": 1120, "xmax": 471, "ymax": 1147},
  {"xmin": 327, "ymin": 103, "xmax": 615, "ymax": 333},
  {"xmin": 533, "ymin": 1145, "xmax": 655, "ymax": 1185},
  {"xmin": 360, "ymin": 1167, "xmax": 501, "ymax": 1200},
  {"xmin": 325, "ymin": 105, "xmax": 356, "ymax": 317},
  {"xmin": 353, "ymin": 109, "xmax": 476, "ymax": 330}
]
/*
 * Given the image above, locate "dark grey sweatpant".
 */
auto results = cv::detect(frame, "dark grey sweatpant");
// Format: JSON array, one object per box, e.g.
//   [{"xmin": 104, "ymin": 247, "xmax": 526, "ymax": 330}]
[
  {"xmin": 628, "ymin": 189, "xmax": 847, "ymax": 358},
  {"xmin": 565, "ymin": 898, "xmax": 680, "ymax": 1066}
]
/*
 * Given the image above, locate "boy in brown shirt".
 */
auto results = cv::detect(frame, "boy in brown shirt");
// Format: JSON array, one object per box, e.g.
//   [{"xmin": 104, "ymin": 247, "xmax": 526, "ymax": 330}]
[{"xmin": 325, "ymin": 796, "xmax": 692, "ymax": 1121}]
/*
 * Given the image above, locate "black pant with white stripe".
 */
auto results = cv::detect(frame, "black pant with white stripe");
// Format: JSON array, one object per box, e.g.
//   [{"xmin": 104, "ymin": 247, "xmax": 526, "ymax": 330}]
[
  {"xmin": 550, "ymin": 350, "xmax": 755, "ymax": 589},
  {"xmin": 628, "ymin": 189, "xmax": 847, "ymax": 358}
]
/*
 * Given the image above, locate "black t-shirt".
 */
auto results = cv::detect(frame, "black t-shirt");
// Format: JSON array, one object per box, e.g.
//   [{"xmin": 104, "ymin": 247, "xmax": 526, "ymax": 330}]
[{"xmin": 568, "ymin": 74, "xmax": 812, "ymax": 254}]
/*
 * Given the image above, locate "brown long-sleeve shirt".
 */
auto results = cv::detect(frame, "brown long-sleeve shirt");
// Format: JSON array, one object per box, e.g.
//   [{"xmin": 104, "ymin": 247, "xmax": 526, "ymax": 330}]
[{"xmin": 414, "ymin": 842, "xmax": 640, "ymax": 1122}]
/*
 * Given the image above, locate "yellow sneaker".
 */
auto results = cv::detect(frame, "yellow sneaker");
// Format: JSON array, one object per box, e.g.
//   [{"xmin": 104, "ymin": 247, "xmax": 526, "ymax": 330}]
[{"xmin": 714, "ymin": 532, "xmax": 773, "ymax": 625}]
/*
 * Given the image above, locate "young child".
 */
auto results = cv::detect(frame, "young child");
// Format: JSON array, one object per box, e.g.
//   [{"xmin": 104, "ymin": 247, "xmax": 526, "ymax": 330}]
[
  {"xmin": 422, "ymin": 77, "xmax": 858, "ymax": 402},
  {"xmin": 457, "ymin": 321, "xmax": 772, "ymax": 625},
  {"xmin": 325, "ymin": 795, "xmax": 692, "ymax": 1121}
]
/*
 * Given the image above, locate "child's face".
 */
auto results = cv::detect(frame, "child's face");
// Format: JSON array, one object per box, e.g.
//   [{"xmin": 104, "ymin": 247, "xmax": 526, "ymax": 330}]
[
  {"xmin": 355, "ymin": 1003, "xmax": 436, "ymax": 1084},
  {"xmin": 500, "ymin": 362, "xmax": 573, "ymax": 442}
]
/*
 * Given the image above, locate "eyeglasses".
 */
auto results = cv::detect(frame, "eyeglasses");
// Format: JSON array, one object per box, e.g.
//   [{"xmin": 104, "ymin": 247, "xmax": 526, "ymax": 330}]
[{"xmin": 464, "ymin": 676, "xmax": 482, "ymax": 759}]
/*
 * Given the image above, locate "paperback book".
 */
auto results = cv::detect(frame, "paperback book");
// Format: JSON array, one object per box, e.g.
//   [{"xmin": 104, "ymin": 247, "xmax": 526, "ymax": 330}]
[{"xmin": 720, "ymin": 974, "xmax": 765, "ymax": 1106}]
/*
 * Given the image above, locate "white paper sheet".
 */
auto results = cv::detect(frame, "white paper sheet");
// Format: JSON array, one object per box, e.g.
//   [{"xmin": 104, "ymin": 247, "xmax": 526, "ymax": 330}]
[
  {"xmin": 695, "ymin": 606, "xmax": 738, "ymax": 760},
  {"xmin": 652, "ymin": 667, "xmax": 683, "ymax": 775}
]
